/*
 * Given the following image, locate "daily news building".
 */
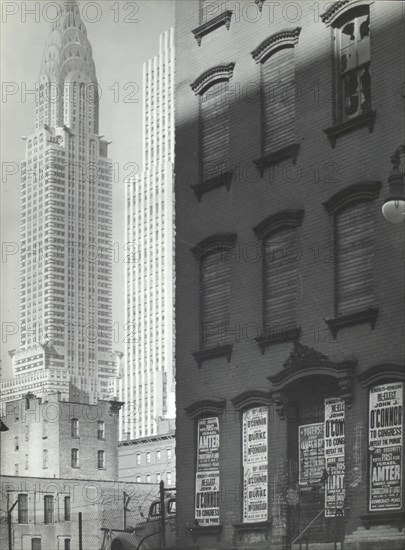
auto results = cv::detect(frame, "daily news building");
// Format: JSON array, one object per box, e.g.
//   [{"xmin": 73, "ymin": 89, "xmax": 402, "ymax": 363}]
[{"xmin": 174, "ymin": 1, "xmax": 404, "ymax": 549}]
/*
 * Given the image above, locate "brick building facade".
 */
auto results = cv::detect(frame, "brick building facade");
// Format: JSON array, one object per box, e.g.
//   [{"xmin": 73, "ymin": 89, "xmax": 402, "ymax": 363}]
[
  {"xmin": 118, "ymin": 418, "xmax": 176, "ymax": 486},
  {"xmin": 0, "ymin": 475, "xmax": 159, "ymax": 550},
  {"xmin": 174, "ymin": 1, "xmax": 404, "ymax": 549},
  {"xmin": 1, "ymin": 393, "xmax": 122, "ymax": 480}
]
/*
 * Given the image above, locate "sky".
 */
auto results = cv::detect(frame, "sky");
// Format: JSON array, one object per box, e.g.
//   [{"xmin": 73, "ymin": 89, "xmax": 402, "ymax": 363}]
[{"xmin": 0, "ymin": 0, "xmax": 175, "ymax": 374}]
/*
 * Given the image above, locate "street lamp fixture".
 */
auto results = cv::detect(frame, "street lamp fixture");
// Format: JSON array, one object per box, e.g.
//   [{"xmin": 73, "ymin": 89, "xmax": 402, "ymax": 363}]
[{"xmin": 382, "ymin": 145, "xmax": 405, "ymax": 224}]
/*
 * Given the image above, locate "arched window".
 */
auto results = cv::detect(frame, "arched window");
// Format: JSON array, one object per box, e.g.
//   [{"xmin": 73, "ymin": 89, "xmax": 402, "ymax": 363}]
[
  {"xmin": 323, "ymin": 182, "xmax": 380, "ymax": 336},
  {"xmin": 253, "ymin": 210, "xmax": 304, "ymax": 348},
  {"xmin": 334, "ymin": 6, "xmax": 371, "ymax": 121},
  {"xmin": 192, "ymin": 234, "xmax": 237, "ymax": 352},
  {"xmin": 251, "ymin": 29, "xmax": 301, "ymax": 166},
  {"xmin": 191, "ymin": 64, "xmax": 235, "ymax": 198}
]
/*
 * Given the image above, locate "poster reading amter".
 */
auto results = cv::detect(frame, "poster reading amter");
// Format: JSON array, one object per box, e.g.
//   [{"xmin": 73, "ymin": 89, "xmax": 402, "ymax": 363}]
[
  {"xmin": 369, "ymin": 382, "xmax": 403, "ymax": 511},
  {"xmin": 195, "ymin": 417, "xmax": 220, "ymax": 525}
]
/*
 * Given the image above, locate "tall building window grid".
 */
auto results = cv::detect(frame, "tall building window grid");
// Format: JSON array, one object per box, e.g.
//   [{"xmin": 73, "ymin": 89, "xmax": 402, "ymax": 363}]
[{"xmin": 122, "ymin": 29, "xmax": 175, "ymax": 440}]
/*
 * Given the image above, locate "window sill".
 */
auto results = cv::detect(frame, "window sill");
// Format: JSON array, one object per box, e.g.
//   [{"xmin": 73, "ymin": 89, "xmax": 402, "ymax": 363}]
[
  {"xmin": 323, "ymin": 110, "xmax": 376, "ymax": 148},
  {"xmin": 253, "ymin": 144, "xmax": 300, "ymax": 176},
  {"xmin": 71, "ymin": 436, "xmax": 80, "ymax": 439},
  {"xmin": 187, "ymin": 524, "xmax": 222, "ymax": 542},
  {"xmin": 360, "ymin": 511, "xmax": 404, "ymax": 531},
  {"xmin": 325, "ymin": 307, "xmax": 378, "ymax": 339},
  {"xmin": 191, "ymin": 171, "xmax": 233, "ymax": 201},
  {"xmin": 97, "ymin": 437, "xmax": 106, "ymax": 441},
  {"xmin": 71, "ymin": 466, "xmax": 80, "ymax": 469},
  {"xmin": 256, "ymin": 326, "xmax": 301, "ymax": 354},
  {"xmin": 192, "ymin": 344, "xmax": 233, "ymax": 367},
  {"xmin": 192, "ymin": 11, "xmax": 232, "ymax": 46},
  {"xmin": 233, "ymin": 521, "xmax": 271, "ymax": 540}
]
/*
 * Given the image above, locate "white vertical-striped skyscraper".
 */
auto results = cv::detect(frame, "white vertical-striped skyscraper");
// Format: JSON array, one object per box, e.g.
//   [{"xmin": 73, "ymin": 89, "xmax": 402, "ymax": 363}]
[
  {"xmin": 1, "ymin": 0, "xmax": 116, "ymax": 405},
  {"xmin": 119, "ymin": 29, "xmax": 175, "ymax": 439}
]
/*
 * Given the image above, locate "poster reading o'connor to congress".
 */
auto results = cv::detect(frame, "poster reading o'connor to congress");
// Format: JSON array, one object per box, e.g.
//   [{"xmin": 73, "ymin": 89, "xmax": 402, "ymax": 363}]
[
  {"xmin": 195, "ymin": 417, "xmax": 220, "ymax": 525},
  {"xmin": 299, "ymin": 423, "xmax": 325, "ymax": 485},
  {"xmin": 242, "ymin": 407, "xmax": 268, "ymax": 522},
  {"xmin": 369, "ymin": 382, "xmax": 403, "ymax": 511},
  {"xmin": 324, "ymin": 398, "xmax": 345, "ymax": 517}
]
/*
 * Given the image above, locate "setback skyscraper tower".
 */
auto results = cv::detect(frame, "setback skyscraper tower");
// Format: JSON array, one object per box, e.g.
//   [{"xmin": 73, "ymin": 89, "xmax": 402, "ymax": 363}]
[
  {"xmin": 1, "ymin": 0, "xmax": 116, "ymax": 404},
  {"xmin": 118, "ymin": 29, "xmax": 175, "ymax": 439}
]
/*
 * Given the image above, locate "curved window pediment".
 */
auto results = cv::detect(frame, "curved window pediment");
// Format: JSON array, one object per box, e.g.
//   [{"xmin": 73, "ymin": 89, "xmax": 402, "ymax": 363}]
[
  {"xmin": 251, "ymin": 28, "xmax": 301, "ymax": 64},
  {"xmin": 190, "ymin": 63, "xmax": 235, "ymax": 96}
]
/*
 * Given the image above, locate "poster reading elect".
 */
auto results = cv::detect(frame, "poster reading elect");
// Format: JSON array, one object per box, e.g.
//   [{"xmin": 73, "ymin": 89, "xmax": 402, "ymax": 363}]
[{"xmin": 369, "ymin": 382, "xmax": 403, "ymax": 511}]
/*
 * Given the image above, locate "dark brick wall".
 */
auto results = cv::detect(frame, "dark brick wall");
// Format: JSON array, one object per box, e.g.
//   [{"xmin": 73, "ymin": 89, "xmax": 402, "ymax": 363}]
[{"xmin": 175, "ymin": 1, "xmax": 404, "ymax": 549}]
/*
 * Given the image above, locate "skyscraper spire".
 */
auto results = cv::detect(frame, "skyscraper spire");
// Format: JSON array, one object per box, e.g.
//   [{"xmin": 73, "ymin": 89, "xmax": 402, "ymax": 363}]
[
  {"xmin": 37, "ymin": 0, "xmax": 97, "ymax": 131},
  {"xmin": 0, "ymin": 0, "xmax": 114, "ymax": 406}
]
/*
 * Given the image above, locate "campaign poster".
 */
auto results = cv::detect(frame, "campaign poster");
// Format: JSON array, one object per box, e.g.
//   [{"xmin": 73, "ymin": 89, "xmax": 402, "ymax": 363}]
[
  {"xmin": 243, "ymin": 462, "xmax": 268, "ymax": 522},
  {"xmin": 324, "ymin": 398, "xmax": 345, "ymax": 457},
  {"xmin": 369, "ymin": 446, "xmax": 402, "ymax": 511},
  {"xmin": 325, "ymin": 455, "xmax": 345, "ymax": 517},
  {"xmin": 368, "ymin": 382, "xmax": 403, "ymax": 511},
  {"xmin": 299, "ymin": 423, "xmax": 325, "ymax": 485},
  {"xmin": 197, "ymin": 416, "xmax": 220, "ymax": 471},
  {"xmin": 195, "ymin": 471, "xmax": 220, "ymax": 525},
  {"xmin": 369, "ymin": 383, "xmax": 403, "ymax": 450},
  {"xmin": 324, "ymin": 398, "xmax": 345, "ymax": 517},
  {"xmin": 195, "ymin": 417, "xmax": 220, "ymax": 525},
  {"xmin": 242, "ymin": 406, "xmax": 268, "ymax": 464}
]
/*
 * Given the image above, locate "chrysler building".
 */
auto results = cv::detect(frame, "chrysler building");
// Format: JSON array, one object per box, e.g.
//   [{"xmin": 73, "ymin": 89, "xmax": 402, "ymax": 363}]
[{"xmin": 1, "ymin": 0, "xmax": 116, "ymax": 404}]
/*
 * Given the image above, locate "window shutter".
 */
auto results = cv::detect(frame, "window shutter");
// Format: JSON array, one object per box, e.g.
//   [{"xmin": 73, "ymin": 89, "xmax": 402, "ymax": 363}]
[
  {"xmin": 201, "ymin": 249, "xmax": 231, "ymax": 346},
  {"xmin": 264, "ymin": 227, "xmax": 298, "ymax": 329},
  {"xmin": 262, "ymin": 48, "xmax": 295, "ymax": 154},
  {"xmin": 201, "ymin": 82, "xmax": 229, "ymax": 179},
  {"xmin": 337, "ymin": 201, "xmax": 374, "ymax": 315}
]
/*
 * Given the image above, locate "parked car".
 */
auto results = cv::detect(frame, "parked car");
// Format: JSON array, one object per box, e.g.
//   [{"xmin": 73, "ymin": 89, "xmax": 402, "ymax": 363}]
[{"xmin": 111, "ymin": 497, "xmax": 176, "ymax": 550}]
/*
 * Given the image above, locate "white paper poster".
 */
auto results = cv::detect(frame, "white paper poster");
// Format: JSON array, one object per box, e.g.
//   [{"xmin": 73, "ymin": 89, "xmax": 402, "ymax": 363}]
[
  {"xmin": 324, "ymin": 398, "xmax": 345, "ymax": 517},
  {"xmin": 195, "ymin": 417, "xmax": 220, "ymax": 525},
  {"xmin": 369, "ymin": 382, "xmax": 403, "ymax": 511},
  {"xmin": 242, "ymin": 407, "xmax": 268, "ymax": 522}
]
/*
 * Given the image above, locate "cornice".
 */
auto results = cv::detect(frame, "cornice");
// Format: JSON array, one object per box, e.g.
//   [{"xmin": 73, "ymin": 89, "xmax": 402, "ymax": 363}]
[
  {"xmin": 268, "ymin": 343, "xmax": 357, "ymax": 416},
  {"xmin": 184, "ymin": 398, "xmax": 226, "ymax": 419},
  {"xmin": 191, "ymin": 233, "xmax": 237, "ymax": 260},
  {"xmin": 358, "ymin": 363, "xmax": 405, "ymax": 388},
  {"xmin": 322, "ymin": 181, "xmax": 382, "ymax": 214},
  {"xmin": 321, "ymin": 0, "xmax": 374, "ymax": 26},
  {"xmin": 231, "ymin": 390, "xmax": 272, "ymax": 410},
  {"xmin": 251, "ymin": 28, "xmax": 301, "ymax": 64},
  {"xmin": 253, "ymin": 209, "xmax": 304, "ymax": 240},
  {"xmin": 190, "ymin": 63, "xmax": 235, "ymax": 95},
  {"xmin": 192, "ymin": 10, "xmax": 233, "ymax": 46}
]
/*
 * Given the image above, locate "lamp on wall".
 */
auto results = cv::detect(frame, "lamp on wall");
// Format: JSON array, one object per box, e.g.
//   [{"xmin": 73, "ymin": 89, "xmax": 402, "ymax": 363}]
[{"xmin": 382, "ymin": 145, "xmax": 405, "ymax": 224}]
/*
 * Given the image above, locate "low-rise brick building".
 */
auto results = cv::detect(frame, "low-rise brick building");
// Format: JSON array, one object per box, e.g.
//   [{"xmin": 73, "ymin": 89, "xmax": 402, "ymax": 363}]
[
  {"xmin": 118, "ymin": 418, "xmax": 176, "ymax": 487},
  {"xmin": 1, "ymin": 393, "xmax": 122, "ymax": 480},
  {"xmin": 174, "ymin": 1, "xmax": 404, "ymax": 549},
  {"xmin": 0, "ymin": 475, "xmax": 159, "ymax": 550}
]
